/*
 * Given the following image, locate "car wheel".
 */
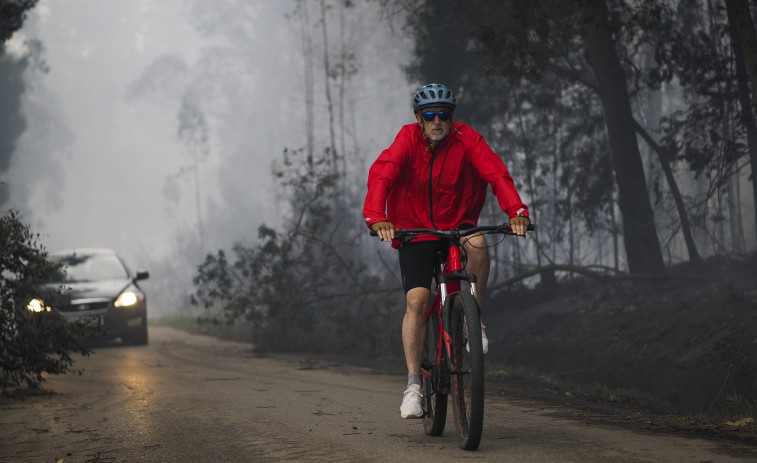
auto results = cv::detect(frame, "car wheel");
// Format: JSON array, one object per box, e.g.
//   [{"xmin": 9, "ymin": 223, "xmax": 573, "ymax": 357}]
[{"xmin": 126, "ymin": 327, "xmax": 148, "ymax": 345}]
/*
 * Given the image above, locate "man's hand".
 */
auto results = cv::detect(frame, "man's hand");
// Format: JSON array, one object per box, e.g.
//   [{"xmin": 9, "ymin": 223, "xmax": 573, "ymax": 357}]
[
  {"xmin": 371, "ymin": 221, "xmax": 395, "ymax": 242},
  {"xmin": 509, "ymin": 216, "xmax": 530, "ymax": 236}
]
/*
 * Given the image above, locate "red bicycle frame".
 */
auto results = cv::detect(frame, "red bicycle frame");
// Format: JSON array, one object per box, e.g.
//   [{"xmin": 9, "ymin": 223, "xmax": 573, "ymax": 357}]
[
  {"xmin": 425, "ymin": 243, "xmax": 476, "ymax": 386},
  {"xmin": 372, "ymin": 223, "xmax": 531, "ymax": 450}
]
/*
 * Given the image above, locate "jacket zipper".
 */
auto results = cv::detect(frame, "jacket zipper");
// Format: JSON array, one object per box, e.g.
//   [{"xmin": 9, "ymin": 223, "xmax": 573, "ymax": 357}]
[{"xmin": 428, "ymin": 148, "xmax": 438, "ymax": 230}]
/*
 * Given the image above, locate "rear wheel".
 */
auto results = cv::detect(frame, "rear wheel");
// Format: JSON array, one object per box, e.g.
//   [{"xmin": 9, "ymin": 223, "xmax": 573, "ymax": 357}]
[
  {"xmin": 422, "ymin": 312, "xmax": 447, "ymax": 436},
  {"xmin": 449, "ymin": 292, "xmax": 484, "ymax": 450}
]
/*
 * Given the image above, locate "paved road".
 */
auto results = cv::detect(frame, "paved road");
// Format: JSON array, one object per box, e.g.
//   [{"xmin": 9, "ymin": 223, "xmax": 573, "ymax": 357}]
[{"xmin": 0, "ymin": 326, "xmax": 752, "ymax": 462}]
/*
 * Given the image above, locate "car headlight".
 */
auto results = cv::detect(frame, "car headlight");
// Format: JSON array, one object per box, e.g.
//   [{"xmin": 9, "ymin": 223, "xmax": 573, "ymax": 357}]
[
  {"xmin": 114, "ymin": 285, "xmax": 145, "ymax": 308},
  {"xmin": 27, "ymin": 298, "xmax": 52, "ymax": 312}
]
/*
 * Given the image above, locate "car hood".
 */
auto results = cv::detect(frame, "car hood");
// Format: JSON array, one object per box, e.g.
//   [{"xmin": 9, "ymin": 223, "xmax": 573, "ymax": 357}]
[{"xmin": 55, "ymin": 279, "xmax": 132, "ymax": 301}]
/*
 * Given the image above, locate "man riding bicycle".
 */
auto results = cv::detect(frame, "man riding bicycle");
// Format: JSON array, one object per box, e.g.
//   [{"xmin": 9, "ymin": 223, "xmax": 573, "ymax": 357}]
[{"xmin": 363, "ymin": 83, "xmax": 531, "ymax": 419}]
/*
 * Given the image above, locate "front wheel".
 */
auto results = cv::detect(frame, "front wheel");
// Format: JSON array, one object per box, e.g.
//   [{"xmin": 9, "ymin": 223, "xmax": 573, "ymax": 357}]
[
  {"xmin": 422, "ymin": 311, "xmax": 448, "ymax": 436},
  {"xmin": 449, "ymin": 292, "xmax": 484, "ymax": 450}
]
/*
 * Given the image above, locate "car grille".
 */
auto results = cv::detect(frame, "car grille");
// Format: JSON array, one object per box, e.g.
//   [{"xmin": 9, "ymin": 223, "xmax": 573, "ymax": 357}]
[{"xmin": 58, "ymin": 298, "xmax": 111, "ymax": 312}]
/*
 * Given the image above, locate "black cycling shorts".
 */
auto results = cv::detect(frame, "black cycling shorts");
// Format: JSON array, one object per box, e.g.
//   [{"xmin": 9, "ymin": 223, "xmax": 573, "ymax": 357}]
[
  {"xmin": 397, "ymin": 224, "xmax": 476, "ymax": 294},
  {"xmin": 398, "ymin": 240, "xmax": 448, "ymax": 294}
]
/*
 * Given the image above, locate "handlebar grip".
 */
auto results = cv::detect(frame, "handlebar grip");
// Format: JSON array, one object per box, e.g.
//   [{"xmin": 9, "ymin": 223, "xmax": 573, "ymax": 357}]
[{"xmin": 369, "ymin": 229, "xmax": 378, "ymax": 236}]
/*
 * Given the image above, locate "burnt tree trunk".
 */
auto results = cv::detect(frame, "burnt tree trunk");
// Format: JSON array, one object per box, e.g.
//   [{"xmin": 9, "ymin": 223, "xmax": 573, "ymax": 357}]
[
  {"xmin": 633, "ymin": 120, "xmax": 701, "ymax": 262},
  {"xmin": 725, "ymin": 0, "xmax": 757, "ymax": 114},
  {"xmin": 579, "ymin": 0, "xmax": 664, "ymax": 273},
  {"xmin": 725, "ymin": 0, "xmax": 757, "ymax": 239}
]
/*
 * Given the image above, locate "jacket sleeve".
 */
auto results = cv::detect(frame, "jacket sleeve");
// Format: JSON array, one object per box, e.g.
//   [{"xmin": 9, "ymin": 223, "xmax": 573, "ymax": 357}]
[
  {"xmin": 468, "ymin": 131, "xmax": 528, "ymax": 219},
  {"xmin": 363, "ymin": 126, "xmax": 412, "ymax": 228}
]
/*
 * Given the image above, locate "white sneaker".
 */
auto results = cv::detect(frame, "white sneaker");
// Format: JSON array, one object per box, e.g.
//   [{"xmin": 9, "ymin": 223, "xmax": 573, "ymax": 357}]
[
  {"xmin": 465, "ymin": 322, "xmax": 489, "ymax": 354},
  {"xmin": 400, "ymin": 384, "xmax": 423, "ymax": 418}
]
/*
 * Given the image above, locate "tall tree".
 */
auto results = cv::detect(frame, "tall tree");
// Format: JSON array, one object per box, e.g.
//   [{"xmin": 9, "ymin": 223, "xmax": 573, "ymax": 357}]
[
  {"xmin": 0, "ymin": 0, "xmax": 40, "ymax": 207},
  {"xmin": 649, "ymin": 0, "xmax": 754, "ymax": 254},
  {"xmin": 398, "ymin": 0, "xmax": 667, "ymax": 273},
  {"xmin": 177, "ymin": 94, "xmax": 210, "ymax": 258},
  {"xmin": 724, "ymin": 0, "xmax": 757, "ymax": 116},
  {"xmin": 0, "ymin": 0, "xmax": 38, "ymax": 43},
  {"xmin": 579, "ymin": 0, "xmax": 664, "ymax": 273},
  {"xmin": 0, "ymin": 51, "xmax": 27, "ymax": 206},
  {"xmin": 725, "ymin": 0, "xmax": 757, "ymax": 237}
]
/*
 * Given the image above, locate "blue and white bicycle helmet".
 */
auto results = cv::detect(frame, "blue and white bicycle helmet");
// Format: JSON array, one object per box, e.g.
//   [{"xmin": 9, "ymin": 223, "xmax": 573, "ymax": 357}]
[{"xmin": 412, "ymin": 83, "xmax": 456, "ymax": 112}]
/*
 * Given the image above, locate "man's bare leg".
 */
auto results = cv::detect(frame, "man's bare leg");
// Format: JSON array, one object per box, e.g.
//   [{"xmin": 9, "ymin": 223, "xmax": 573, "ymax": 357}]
[
  {"xmin": 400, "ymin": 287, "xmax": 430, "ymax": 418},
  {"xmin": 403, "ymin": 287, "xmax": 430, "ymax": 374},
  {"xmin": 463, "ymin": 233, "xmax": 490, "ymax": 305}
]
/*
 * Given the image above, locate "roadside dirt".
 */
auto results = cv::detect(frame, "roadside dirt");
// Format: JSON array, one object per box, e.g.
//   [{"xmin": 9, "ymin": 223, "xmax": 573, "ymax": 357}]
[{"xmin": 480, "ymin": 252, "xmax": 757, "ymax": 449}]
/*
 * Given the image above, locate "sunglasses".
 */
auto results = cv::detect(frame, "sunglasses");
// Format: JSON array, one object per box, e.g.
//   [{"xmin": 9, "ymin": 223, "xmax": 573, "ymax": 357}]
[{"xmin": 421, "ymin": 110, "xmax": 452, "ymax": 122}]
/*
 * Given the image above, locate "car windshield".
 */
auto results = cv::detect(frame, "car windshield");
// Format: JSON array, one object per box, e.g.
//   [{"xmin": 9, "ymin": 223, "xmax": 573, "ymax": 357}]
[{"xmin": 51, "ymin": 253, "xmax": 129, "ymax": 283}]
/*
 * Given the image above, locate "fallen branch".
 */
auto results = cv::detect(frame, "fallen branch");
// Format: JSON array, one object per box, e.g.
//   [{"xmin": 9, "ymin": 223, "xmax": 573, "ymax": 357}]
[{"xmin": 487, "ymin": 263, "xmax": 717, "ymax": 292}]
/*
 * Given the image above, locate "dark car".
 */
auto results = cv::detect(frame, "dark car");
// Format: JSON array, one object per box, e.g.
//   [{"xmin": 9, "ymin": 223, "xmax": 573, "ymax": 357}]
[{"xmin": 27, "ymin": 248, "xmax": 150, "ymax": 345}]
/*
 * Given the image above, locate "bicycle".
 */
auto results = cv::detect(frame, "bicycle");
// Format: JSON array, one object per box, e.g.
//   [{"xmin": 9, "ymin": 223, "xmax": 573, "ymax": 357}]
[{"xmin": 372, "ymin": 223, "xmax": 532, "ymax": 450}]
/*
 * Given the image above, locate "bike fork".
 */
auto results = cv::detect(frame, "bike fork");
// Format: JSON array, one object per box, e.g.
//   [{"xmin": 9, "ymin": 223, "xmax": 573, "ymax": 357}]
[{"xmin": 468, "ymin": 273, "xmax": 477, "ymax": 299}]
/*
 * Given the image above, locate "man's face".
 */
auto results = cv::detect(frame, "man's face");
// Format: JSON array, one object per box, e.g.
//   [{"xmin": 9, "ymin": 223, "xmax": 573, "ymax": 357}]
[{"xmin": 415, "ymin": 106, "xmax": 453, "ymax": 144}]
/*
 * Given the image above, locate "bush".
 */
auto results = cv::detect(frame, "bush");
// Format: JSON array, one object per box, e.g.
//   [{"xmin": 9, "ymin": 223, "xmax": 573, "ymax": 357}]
[
  {"xmin": 191, "ymin": 147, "xmax": 404, "ymax": 357},
  {"xmin": 0, "ymin": 210, "xmax": 92, "ymax": 396},
  {"xmin": 192, "ymin": 227, "xmax": 403, "ymax": 356}
]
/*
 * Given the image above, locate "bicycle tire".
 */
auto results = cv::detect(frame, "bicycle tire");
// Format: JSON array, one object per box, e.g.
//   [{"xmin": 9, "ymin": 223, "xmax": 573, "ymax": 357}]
[
  {"xmin": 422, "ymin": 312, "xmax": 448, "ymax": 436},
  {"xmin": 449, "ymin": 292, "xmax": 485, "ymax": 450}
]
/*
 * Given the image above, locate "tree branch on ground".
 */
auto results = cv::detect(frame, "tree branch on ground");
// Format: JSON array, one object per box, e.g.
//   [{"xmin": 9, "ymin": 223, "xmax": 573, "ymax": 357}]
[{"xmin": 487, "ymin": 263, "xmax": 717, "ymax": 293}]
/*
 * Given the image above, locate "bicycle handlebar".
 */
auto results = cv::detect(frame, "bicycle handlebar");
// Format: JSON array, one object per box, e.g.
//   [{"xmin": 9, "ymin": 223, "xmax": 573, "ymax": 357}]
[{"xmin": 369, "ymin": 223, "xmax": 535, "ymax": 239}]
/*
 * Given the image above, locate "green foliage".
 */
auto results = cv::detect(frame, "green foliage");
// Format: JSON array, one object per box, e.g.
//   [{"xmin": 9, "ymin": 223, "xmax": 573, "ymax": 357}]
[
  {"xmin": 399, "ymin": 0, "xmax": 756, "ymax": 266},
  {"xmin": 192, "ymin": 147, "xmax": 403, "ymax": 356},
  {"xmin": 0, "ymin": 52, "xmax": 27, "ymax": 207},
  {"xmin": 1, "ymin": 0, "xmax": 46, "ymax": 207},
  {"xmin": 401, "ymin": 0, "xmax": 619, "ymax": 235},
  {"xmin": 0, "ymin": 0, "xmax": 39, "ymax": 44},
  {"xmin": 660, "ymin": 103, "xmax": 745, "ymax": 179},
  {"xmin": 648, "ymin": 1, "xmax": 748, "ymax": 181},
  {"xmin": 0, "ymin": 52, "xmax": 27, "ymax": 175},
  {"xmin": 0, "ymin": 210, "xmax": 92, "ymax": 396}
]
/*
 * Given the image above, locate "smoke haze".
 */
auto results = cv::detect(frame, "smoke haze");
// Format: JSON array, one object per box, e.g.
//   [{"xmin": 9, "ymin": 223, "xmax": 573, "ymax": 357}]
[{"xmin": 6, "ymin": 0, "xmax": 414, "ymax": 315}]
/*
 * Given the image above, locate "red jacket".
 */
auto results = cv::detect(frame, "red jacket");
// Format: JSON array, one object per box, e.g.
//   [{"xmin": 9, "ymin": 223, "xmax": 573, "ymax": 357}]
[{"xmin": 363, "ymin": 121, "xmax": 527, "ymax": 239}]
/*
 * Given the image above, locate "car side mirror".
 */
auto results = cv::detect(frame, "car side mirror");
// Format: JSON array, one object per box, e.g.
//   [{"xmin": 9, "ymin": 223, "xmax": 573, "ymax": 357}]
[{"xmin": 135, "ymin": 270, "xmax": 150, "ymax": 281}]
